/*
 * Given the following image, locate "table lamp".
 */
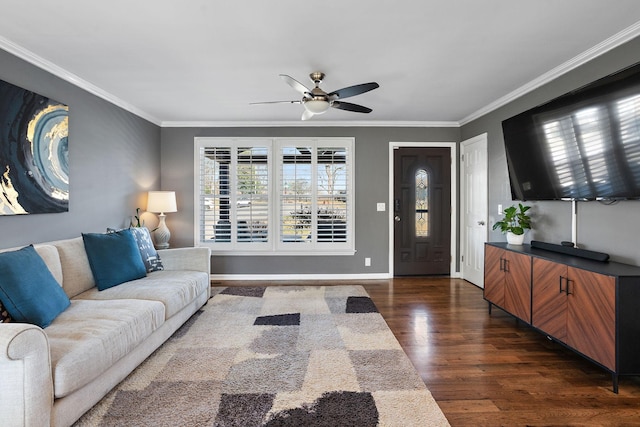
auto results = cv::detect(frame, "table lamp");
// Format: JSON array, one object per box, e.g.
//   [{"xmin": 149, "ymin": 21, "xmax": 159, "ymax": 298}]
[{"xmin": 146, "ymin": 191, "xmax": 177, "ymax": 249}]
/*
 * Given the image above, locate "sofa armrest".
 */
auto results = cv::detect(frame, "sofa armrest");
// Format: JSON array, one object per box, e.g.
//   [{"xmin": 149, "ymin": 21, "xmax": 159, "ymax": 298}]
[
  {"xmin": 0, "ymin": 323, "xmax": 53, "ymax": 427},
  {"xmin": 157, "ymin": 247, "xmax": 211, "ymax": 275}
]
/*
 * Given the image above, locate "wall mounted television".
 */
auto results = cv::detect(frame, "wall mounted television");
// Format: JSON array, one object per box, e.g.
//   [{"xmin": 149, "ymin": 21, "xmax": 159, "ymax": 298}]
[{"xmin": 502, "ymin": 61, "xmax": 640, "ymax": 201}]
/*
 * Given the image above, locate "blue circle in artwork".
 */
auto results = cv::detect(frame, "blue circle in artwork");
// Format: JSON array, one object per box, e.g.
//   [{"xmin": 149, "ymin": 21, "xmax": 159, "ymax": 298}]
[{"xmin": 31, "ymin": 106, "xmax": 69, "ymax": 200}]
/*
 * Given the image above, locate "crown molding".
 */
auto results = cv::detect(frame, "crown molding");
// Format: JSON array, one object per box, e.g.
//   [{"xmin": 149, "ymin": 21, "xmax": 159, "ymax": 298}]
[
  {"xmin": 460, "ymin": 21, "xmax": 640, "ymax": 126},
  {"xmin": 0, "ymin": 35, "xmax": 162, "ymax": 126},
  {"xmin": 160, "ymin": 120, "xmax": 460, "ymax": 128}
]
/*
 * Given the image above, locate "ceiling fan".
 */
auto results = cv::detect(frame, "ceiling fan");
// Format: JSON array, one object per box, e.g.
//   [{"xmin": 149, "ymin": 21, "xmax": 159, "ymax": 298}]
[{"xmin": 251, "ymin": 72, "xmax": 379, "ymax": 120}]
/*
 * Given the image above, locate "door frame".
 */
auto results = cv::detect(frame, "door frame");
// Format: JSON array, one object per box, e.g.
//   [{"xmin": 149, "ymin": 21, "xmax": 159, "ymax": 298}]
[{"xmin": 388, "ymin": 141, "xmax": 458, "ymax": 277}]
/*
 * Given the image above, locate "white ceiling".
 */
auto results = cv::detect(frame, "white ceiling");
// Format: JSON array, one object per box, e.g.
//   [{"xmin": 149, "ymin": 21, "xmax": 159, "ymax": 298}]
[{"xmin": 1, "ymin": 1, "xmax": 640, "ymax": 126}]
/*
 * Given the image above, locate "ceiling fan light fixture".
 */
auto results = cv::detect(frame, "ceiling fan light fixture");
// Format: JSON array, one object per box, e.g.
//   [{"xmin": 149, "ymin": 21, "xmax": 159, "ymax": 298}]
[
  {"xmin": 253, "ymin": 72, "xmax": 379, "ymax": 119},
  {"xmin": 303, "ymin": 99, "xmax": 330, "ymax": 114}
]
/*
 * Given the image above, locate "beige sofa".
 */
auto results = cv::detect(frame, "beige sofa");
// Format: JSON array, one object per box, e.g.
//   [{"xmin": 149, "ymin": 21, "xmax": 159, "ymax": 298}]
[{"xmin": 0, "ymin": 237, "xmax": 211, "ymax": 427}]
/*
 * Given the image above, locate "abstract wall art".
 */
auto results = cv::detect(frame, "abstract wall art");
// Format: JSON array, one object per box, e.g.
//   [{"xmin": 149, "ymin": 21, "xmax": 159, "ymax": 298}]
[{"xmin": 0, "ymin": 79, "xmax": 69, "ymax": 215}]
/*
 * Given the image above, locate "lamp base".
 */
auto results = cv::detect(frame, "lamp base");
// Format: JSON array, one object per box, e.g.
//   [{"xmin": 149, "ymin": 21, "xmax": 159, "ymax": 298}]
[{"xmin": 154, "ymin": 213, "xmax": 171, "ymax": 249}]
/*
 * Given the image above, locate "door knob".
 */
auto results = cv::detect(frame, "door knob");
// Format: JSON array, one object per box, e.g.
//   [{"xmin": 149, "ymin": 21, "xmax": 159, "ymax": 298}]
[
  {"xmin": 478, "ymin": 220, "xmax": 485, "ymax": 225},
  {"xmin": 394, "ymin": 216, "xmax": 401, "ymax": 222}
]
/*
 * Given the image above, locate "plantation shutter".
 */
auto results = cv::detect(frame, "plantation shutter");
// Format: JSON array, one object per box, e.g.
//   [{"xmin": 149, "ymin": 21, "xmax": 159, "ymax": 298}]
[
  {"xmin": 196, "ymin": 140, "xmax": 270, "ymax": 248},
  {"xmin": 279, "ymin": 144, "xmax": 313, "ymax": 244},
  {"xmin": 198, "ymin": 145, "xmax": 232, "ymax": 243},
  {"xmin": 236, "ymin": 146, "xmax": 270, "ymax": 243},
  {"xmin": 316, "ymin": 145, "xmax": 348, "ymax": 243},
  {"xmin": 277, "ymin": 139, "xmax": 351, "ymax": 250}
]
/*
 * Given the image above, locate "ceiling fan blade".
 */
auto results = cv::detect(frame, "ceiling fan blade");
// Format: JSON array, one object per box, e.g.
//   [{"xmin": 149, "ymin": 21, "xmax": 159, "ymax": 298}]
[
  {"xmin": 250, "ymin": 100, "xmax": 302, "ymax": 105},
  {"xmin": 328, "ymin": 82, "xmax": 379, "ymax": 99},
  {"xmin": 331, "ymin": 101, "xmax": 372, "ymax": 113},
  {"xmin": 280, "ymin": 74, "xmax": 311, "ymax": 97},
  {"xmin": 301, "ymin": 110, "xmax": 314, "ymax": 121}
]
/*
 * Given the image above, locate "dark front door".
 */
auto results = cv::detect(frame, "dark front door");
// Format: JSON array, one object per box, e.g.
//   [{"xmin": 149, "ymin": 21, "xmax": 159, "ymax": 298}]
[{"xmin": 393, "ymin": 147, "xmax": 451, "ymax": 276}]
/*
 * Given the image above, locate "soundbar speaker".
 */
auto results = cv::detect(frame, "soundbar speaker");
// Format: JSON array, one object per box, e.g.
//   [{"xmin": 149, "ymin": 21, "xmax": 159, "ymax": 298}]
[{"xmin": 530, "ymin": 240, "xmax": 609, "ymax": 262}]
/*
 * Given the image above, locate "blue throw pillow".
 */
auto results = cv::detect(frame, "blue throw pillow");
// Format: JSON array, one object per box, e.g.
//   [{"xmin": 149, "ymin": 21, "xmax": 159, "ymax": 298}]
[
  {"xmin": 0, "ymin": 245, "xmax": 70, "ymax": 328},
  {"xmin": 82, "ymin": 229, "xmax": 147, "ymax": 291},
  {"xmin": 128, "ymin": 227, "xmax": 164, "ymax": 272}
]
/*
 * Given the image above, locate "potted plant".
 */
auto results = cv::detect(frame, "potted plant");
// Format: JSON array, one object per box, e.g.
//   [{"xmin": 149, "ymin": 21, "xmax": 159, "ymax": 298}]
[{"xmin": 492, "ymin": 203, "xmax": 531, "ymax": 245}]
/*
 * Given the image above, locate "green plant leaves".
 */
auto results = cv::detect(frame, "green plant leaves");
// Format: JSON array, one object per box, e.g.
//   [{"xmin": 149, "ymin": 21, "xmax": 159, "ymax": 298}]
[{"xmin": 493, "ymin": 203, "xmax": 532, "ymax": 235}]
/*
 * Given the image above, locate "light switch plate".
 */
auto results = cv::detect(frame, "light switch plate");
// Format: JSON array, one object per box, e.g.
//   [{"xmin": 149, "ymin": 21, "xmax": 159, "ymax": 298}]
[{"xmin": 376, "ymin": 203, "xmax": 386, "ymax": 212}]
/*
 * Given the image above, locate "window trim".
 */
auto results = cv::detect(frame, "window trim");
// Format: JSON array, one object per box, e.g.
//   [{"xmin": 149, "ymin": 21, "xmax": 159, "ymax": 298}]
[{"xmin": 194, "ymin": 137, "xmax": 355, "ymax": 256}]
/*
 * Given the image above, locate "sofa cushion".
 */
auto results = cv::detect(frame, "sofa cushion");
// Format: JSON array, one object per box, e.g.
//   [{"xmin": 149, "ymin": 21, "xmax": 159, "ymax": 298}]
[
  {"xmin": 82, "ymin": 229, "xmax": 147, "ymax": 290},
  {"xmin": 0, "ymin": 245, "xmax": 71, "ymax": 328},
  {"xmin": 50, "ymin": 237, "xmax": 96, "ymax": 298},
  {"xmin": 129, "ymin": 227, "xmax": 164, "ymax": 272},
  {"xmin": 32, "ymin": 244, "xmax": 63, "ymax": 285},
  {"xmin": 75, "ymin": 270, "xmax": 210, "ymax": 319},
  {"xmin": 46, "ymin": 298, "xmax": 165, "ymax": 398}
]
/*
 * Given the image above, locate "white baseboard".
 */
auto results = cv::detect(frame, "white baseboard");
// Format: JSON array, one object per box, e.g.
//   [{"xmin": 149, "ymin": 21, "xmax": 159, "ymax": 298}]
[
  {"xmin": 210, "ymin": 273, "xmax": 392, "ymax": 281},
  {"xmin": 210, "ymin": 272, "xmax": 461, "ymax": 281}
]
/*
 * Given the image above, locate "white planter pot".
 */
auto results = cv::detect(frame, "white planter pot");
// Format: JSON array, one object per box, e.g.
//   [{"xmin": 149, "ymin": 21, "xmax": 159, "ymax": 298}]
[{"xmin": 506, "ymin": 231, "xmax": 525, "ymax": 245}]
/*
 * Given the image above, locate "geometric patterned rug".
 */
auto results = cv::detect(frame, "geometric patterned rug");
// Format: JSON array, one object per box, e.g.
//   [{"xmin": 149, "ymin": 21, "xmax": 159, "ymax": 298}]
[{"xmin": 74, "ymin": 285, "xmax": 450, "ymax": 426}]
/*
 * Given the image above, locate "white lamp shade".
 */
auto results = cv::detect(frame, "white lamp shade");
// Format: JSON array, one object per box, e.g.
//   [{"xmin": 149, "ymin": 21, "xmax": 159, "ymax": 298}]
[{"xmin": 147, "ymin": 191, "xmax": 177, "ymax": 213}]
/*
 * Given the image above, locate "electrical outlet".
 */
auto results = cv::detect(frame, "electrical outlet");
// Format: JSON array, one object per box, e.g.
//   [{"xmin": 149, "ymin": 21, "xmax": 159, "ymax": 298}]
[
  {"xmin": 498, "ymin": 204, "xmax": 503, "ymax": 215},
  {"xmin": 365, "ymin": 257, "xmax": 371, "ymax": 266}
]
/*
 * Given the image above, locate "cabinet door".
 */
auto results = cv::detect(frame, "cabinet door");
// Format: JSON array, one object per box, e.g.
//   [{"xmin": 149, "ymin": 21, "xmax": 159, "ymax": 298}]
[
  {"xmin": 484, "ymin": 245, "xmax": 504, "ymax": 307},
  {"xmin": 532, "ymin": 258, "xmax": 567, "ymax": 341},
  {"xmin": 503, "ymin": 251, "xmax": 532, "ymax": 322},
  {"xmin": 567, "ymin": 267, "xmax": 616, "ymax": 370}
]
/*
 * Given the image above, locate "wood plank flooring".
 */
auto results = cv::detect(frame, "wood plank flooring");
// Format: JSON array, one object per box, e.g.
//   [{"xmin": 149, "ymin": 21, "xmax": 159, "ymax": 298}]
[{"xmin": 218, "ymin": 277, "xmax": 640, "ymax": 426}]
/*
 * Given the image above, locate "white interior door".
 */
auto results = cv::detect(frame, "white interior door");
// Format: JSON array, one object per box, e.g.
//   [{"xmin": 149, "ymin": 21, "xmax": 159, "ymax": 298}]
[{"xmin": 461, "ymin": 134, "xmax": 488, "ymax": 287}]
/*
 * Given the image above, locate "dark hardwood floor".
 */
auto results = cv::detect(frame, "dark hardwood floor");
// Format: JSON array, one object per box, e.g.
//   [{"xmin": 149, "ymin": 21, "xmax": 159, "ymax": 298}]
[{"xmin": 219, "ymin": 278, "xmax": 640, "ymax": 426}]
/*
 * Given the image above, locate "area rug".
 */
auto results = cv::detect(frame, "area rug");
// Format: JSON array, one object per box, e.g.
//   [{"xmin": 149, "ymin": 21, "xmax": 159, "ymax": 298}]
[{"xmin": 74, "ymin": 285, "xmax": 450, "ymax": 426}]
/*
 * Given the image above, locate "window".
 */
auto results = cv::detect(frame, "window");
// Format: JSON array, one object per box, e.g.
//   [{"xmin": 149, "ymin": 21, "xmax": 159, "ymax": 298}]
[
  {"xmin": 195, "ymin": 138, "xmax": 354, "ymax": 255},
  {"xmin": 415, "ymin": 169, "xmax": 429, "ymax": 237}
]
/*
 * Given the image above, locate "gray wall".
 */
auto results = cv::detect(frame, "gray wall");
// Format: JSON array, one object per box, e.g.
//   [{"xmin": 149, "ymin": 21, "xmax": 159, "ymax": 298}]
[
  {"xmin": 462, "ymin": 36, "xmax": 640, "ymax": 266},
  {"xmin": 0, "ymin": 49, "xmax": 161, "ymax": 249},
  {"xmin": 10, "ymin": 33, "xmax": 636, "ymax": 271},
  {"xmin": 161, "ymin": 126, "xmax": 460, "ymax": 275}
]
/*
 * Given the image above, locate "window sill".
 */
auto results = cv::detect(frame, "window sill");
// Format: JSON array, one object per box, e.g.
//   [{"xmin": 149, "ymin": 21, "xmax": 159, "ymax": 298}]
[{"xmin": 205, "ymin": 249, "xmax": 357, "ymax": 256}]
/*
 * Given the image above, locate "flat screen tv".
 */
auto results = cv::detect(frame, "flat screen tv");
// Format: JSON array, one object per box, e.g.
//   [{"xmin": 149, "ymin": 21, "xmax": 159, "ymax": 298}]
[{"xmin": 502, "ymin": 61, "xmax": 640, "ymax": 201}]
